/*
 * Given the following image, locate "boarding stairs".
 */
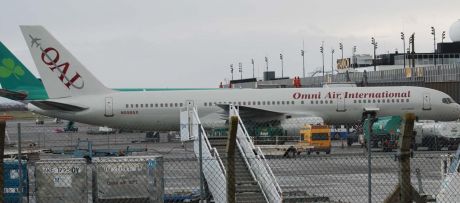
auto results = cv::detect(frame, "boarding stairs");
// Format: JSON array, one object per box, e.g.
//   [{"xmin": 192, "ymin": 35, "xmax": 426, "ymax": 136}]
[{"xmin": 180, "ymin": 105, "xmax": 282, "ymax": 203}]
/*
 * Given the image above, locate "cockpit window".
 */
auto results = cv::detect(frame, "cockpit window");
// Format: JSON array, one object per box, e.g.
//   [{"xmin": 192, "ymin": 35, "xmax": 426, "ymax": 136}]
[{"xmin": 442, "ymin": 98, "xmax": 455, "ymax": 104}]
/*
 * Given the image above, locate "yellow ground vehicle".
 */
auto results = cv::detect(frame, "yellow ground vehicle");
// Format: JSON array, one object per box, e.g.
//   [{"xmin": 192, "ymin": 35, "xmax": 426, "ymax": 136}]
[
  {"xmin": 300, "ymin": 124, "xmax": 332, "ymax": 155},
  {"xmin": 256, "ymin": 124, "xmax": 331, "ymax": 158}
]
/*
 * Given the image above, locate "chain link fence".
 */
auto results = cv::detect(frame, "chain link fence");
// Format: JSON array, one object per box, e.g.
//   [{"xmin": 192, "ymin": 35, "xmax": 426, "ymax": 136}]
[{"xmin": 2, "ymin": 117, "xmax": 460, "ymax": 202}]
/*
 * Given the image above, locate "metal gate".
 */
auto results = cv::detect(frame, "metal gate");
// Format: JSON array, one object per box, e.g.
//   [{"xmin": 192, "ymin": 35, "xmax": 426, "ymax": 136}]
[
  {"xmin": 105, "ymin": 97, "xmax": 114, "ymax": 117},
  {"xmin": 423, "ymin": 92, "xmax": 431, "ymax": 110}
]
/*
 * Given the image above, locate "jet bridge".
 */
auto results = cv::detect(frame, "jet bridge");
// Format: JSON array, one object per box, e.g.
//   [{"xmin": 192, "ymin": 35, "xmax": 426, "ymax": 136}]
[{"xmin": 180, "ymin": 105, "xmax": 282, "ymax": 203}]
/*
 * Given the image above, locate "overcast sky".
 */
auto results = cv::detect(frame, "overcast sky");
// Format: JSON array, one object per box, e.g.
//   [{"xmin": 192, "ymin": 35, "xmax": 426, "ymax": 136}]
[{"xmin": 0, "ymin": 0, "xmax": 459, "ymax": 89}]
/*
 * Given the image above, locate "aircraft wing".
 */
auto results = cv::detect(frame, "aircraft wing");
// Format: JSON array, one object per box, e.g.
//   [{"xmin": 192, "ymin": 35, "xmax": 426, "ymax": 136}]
[
  {"xmin": 30, "ymin": 101, "xmax": 88, "ymax": 112},
  {"xmin": 0, "ymin": 89, "xmax": 28, "ymax": 100},
  {"xmin": 217, "ymin": 105, "xmax": 285, "ymax": 121}
]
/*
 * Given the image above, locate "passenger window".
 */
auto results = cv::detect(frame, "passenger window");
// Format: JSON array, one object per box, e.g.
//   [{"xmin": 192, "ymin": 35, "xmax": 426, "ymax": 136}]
[
  {"xmin": 387, "ymin": 99, "xmax": 390, "ymax": 103},
  {"xmin": 373, "ymin": 100, "xmax": 375, "ymax": 103},
  {"xmin": 243, "ymin": 102, "xmax": 246, "ymax": 105},
  {"xmin": 238, "ymin": 102, "xmax": 241, "ymax": 105},
  {"xmin": 325, "ymin": 100, "xmax": 328, "ymax": 104},
  {"xmin": 320, "ymin": 100, "xmax": 323, "ymax": 104},
  {"xmin": 155, "ymin": 103, "xmax": 158, "ymax": 107},
  {"xmin": 315, "ymin": 100, "xmax": 318, "ymax": 104},
  {"xmin": 166, "ymin": 103, "xmax": 169, "ymax": 107},
  {"xmin": 363, "ymin": 100, "xmax": 366, "ymax": 103},
  {"xmin": 368, "ymin": 100, "xmax": 371, "ymax": 103},
  {"xmin": 311, "ymin": 101, "xmax": 314, "ymax": 104},
  {"xmin": 160, "ymin": 104, "xmax": 163, "ymax": 107},
  {"xmin": 131, "ymin": 104, "xmax": 133, "ymax": 108},
  {"xmin": 354, "ymin": 100, "xmax": 356, "ymax": 103},
  {"xmin": 277, "ymin": 101, "xmax": 280, "ymax": 105},
  {"xmin": 272, "ymin": 101, "xmax": 275, "ymax": 105},
  {"xmin": 382, "ymin": 100, "xmax": 385, "ymax": 103},
  {"xmin": 180, "ymin": 103, "xmax": 183, "ymax": 107},
  {"xmin": 377, "ymin": 100, "xmax": 380, "ymax": 103},
  {"xmin": 262, "ymin": 101, "xmax": 266, "ymax": 105},
  {"xmin": 140, "ymin": 104, "xmax": 143, "ymax": 108},
  {"xmin": 126, "ymin": 104, "xmax": 129, "ymax": 108},
  {"xmin": 301, "ymin": 101, "xmax": 304, "ymax": 104},
  {"xmin": 204, "ymin": 102, "xmax": 207, "ymax": 106},
  {"xmin": 291, "ymin": 101, "xmax": 294, "ymax": 105},
  {"xmin": 330, "ymin": 100, "xmax": 333, "ymax": 104},
  {"xmin": 257, "ymin": 101, "xmax": 261, "ymax": 105},
  {"xmin": 150, "ymin": 104, "xmax": 153, "ymax": 108},
  {"xmin": 136, "ymin": 104, "xmax": 139, "ymax": 108},
  {"xmin": 281, "ymin": 101, "xmax": 285, "ymax": 105},
  {"xmin": 392, "ymin": 99, "xmax": 395, "ymax": 103},
  {"xmin": 406, "ymin": 99, "xmax": 409, "ymax": 102},
  {"xmin": 396, "ymin": 99, "xmax": 400, "ymax": 103},
  {"xmin": 170, "ymin": 103, "xmax": 173, "ymax": 107},
  {"xmin": 359, "ymin": 100, "xmax": 361, "ymax": 103}
]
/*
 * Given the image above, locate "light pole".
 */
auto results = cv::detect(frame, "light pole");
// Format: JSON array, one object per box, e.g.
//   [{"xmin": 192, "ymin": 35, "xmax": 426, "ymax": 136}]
[
  {"xmin": 320, "ymin": 41, "xmax": 325, "ymax": 81},
  {"xmin": 301, "ymin": 49, "xmax": 305, "ymax": 78},
  {"xmin": 230, "ymin": 64, "xmax": 234, "ymax": 80},
  {"xmin": 442, "ymin": 31, "xmax": 446, "ymax": 65},
  {"xmin": 280, "ymin": 53, "xmax": 284, "ymax": 78},
  {"xmin": 410, "ymin": 33, "xmax": 415, "ymax": 68},
  {"xmin": 339, "ymin": 42, "xmax": 343, "ymax": 60},
  {"xmin": 265, "ymin": 56, "xmax": 269, "ymax": 72},
  {"xmin": 251, "ymin": 58, "xmax": 255, "ymax": 78},
  {"xmin": 331, "ymin": 48, "xmax": 335, "ymax": 75},
  {"xmin": 401, "ymin": 32, "xmax": 406, "ymax": 68},
  {"xmin": 352, "ymin": 46, "xmax": 357, "ymax": 68},
  {"xmin": 431, "ymin": 26, "xmax": 436, "ymax": 66},
  {"xmin": 238, "ymin": 62, "xmax": 242, "ymax": 79},
  {"xmin": 371, "ymin": 37, "xmax": 378, "ymax": 71}
]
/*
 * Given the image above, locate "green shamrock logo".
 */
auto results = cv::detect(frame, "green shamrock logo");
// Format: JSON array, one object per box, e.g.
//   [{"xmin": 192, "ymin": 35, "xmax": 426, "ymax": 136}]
[{"xmin": 0, "ymin": 58, "xmax": 25, "ymax": 79}]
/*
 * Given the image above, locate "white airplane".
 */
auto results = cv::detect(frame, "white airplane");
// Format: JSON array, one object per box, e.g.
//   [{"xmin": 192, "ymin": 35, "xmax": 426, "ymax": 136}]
[{"xmin": 20, "ymin": 25, "xmax": 460, "ymax": 131}]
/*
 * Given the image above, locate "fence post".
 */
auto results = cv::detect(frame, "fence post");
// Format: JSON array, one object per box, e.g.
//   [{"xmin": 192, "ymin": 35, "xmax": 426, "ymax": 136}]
[
  {"xmin": 0, "ymin": 120, "xmax": 5, "ymax": 202},
  {"xmin": 17, "ymin": 123, "xmax": 23, "ymax": 203},
  {"xmin": 365, "ymin": 114, "xmax": 372, "ymax": 203},
  {"xmin": 227, "ymin": 116, "xmax": 238, "ymax": 203},
  {"xmin": 399, "ymin": 113, "xmax": 416, "ymax": 203},
  {"xmin": 198, "ymin": 124, "xmax": 204, "ymax": 202}
]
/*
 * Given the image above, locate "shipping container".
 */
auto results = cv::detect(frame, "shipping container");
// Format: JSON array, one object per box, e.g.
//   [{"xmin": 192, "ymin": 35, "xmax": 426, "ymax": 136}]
[
  {"xmin": 35, "ymin": 158, "xmax": 88, "ymax": 203},
  {"xmin": 92, "ymin": 156, "xmax": 164, "ymax": 203}
]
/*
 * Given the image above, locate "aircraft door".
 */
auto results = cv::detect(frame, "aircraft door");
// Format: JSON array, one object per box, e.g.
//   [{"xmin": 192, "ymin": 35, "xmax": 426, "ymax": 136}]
[
  {"xmin": 186, "ymin": 100, "xmax": 195, "ymax": 110},
  {"xmin": 104, "ymin": 97, "xmax": 114, "ymax": 117},
  {"xmin": 422, "ymin": 92, "xmax": 431, "ymax": 110},
  {"xmin": 336, "ymin": 93, "xmax": 346, "ymax": 112}
]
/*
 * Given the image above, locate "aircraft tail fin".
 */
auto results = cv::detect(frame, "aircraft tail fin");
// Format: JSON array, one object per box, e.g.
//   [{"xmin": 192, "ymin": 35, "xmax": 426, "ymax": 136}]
[
  {"xmin": 0, "ymin": 41, "xmax": 49, "ymax": 100},
  {"xmin": 20, "ymin": 25, "xmax": 113, "ymax": 99}
]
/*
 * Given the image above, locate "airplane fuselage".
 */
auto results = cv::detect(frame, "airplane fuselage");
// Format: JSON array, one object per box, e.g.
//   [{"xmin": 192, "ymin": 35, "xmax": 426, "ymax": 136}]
[{"xmin": 28, "ymin": 86, "xmax": 460, "ymax": 131}]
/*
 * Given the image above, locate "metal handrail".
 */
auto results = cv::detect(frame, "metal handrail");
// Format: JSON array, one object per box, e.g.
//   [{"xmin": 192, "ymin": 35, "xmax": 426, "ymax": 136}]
[
  {"xmin": 212, "ymin": 147, "xmax": 227, "ymax": 175},
  {"xmin": 230, "ymin": 105, "xmax": 283, "ymax": 201},
  {"xmin": 257, "ymin": 147, "xmax": 283, "ymax": 195},
  {"xmin": 193, "ymin": 108, "xmax": 226, "ymax": 175}
]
